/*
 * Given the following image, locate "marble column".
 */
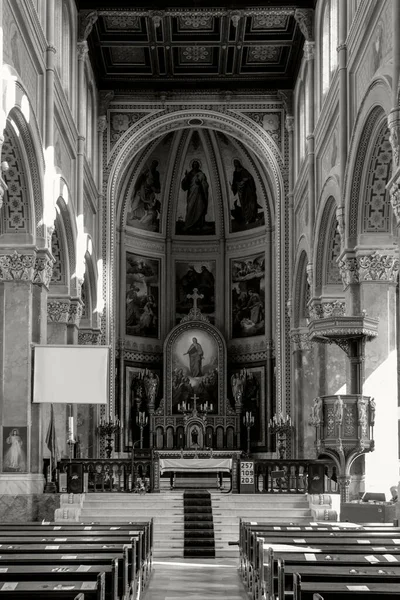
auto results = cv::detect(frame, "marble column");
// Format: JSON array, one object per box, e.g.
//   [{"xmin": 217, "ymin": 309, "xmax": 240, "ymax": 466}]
[
  {"xmin": 0, "ymin": 248, "xmax": 53, "ymax": 494},
  {"xmin": 357, "ymin": 251, "xmax": 399, "ymax": 493},
  {"xmin": 338, "ymin": 0, "xmax": 348, "ymax": 198},
  {"xmin": 291, "ymin": 331, "xmax": 316, "ymax": 457}
]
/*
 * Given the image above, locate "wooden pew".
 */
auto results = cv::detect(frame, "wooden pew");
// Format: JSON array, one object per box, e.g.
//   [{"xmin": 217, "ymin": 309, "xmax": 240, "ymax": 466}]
[
  {"xmin": 0, "ymin": 571, "xmax": 104, "ymax": 600},
  {"xmin": 292, "ymin": 572, "xmax": 400, "ymax": 599},
  {"xmin": 0, "ymin": 563, "xmax": 118, "ymax": 600},
  {"xmin": 278, "ymin": 558, "xmax": 400, "ymax": 599}
]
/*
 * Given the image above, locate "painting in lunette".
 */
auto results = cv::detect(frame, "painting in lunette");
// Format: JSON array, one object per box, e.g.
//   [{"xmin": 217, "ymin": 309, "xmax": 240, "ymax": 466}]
[
  {"xmin": 126, "ymin": 159, "xmax": 161, "ymax": 233},
  {"xmin": 125, "ymin": 252, "xmax": 159, "ymax": 338},
  {"xmin": 171, "ymin": 328, "xmax": 218, "ymax": 415},
  {"xmin": 175, "ymin": 261, "xmax": 216, "ymax": 324},
  {"xmin": 231, "ymin": 253, "xmax": 265, "ymax": 338}
]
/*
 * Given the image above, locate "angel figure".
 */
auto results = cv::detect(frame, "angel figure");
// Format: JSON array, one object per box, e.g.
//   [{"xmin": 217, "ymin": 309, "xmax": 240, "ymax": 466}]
[
  {"xmin": 144, "ymin": 371, "xmax": 159, "ymax": 406},
  {"xmin": 357, "ymin": 397, "xmax": 367, "ymax": 426},
  {"xmin": 231, "ymin": 370, "xmax": 246, "ymax": 405},
  {"xmin": 369, "ymin": 397, "xmax": 376, "ymax": 427}
]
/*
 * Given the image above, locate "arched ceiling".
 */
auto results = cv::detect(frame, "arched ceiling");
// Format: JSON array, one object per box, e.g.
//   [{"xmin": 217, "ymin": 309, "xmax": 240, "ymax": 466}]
[
  {"xmin": 77, "ymin": 1, "xmax": 315, "ymax": 91},
  {"xmin": 120, "ymin": 127, "xmax": 274, "ymax": 238}
]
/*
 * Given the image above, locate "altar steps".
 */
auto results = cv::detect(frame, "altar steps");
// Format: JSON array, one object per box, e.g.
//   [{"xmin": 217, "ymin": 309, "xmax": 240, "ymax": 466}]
[{"xmin": 78, "ymin": 492, "xmax": 312, "ymax": 558}]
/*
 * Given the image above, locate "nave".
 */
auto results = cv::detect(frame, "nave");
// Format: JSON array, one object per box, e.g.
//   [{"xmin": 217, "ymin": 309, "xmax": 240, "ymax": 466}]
[{"xmin": 142, "ymin": 558, "xmax": 248, "ymax": 600}]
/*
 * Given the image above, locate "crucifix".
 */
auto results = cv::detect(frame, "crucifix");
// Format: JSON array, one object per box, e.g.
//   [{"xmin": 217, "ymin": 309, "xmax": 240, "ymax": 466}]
[
  {"xmin": 190, "ymin": 393, "xmax": 200, "ymax": 412},
  {"xmin": 187, "ymin": 288, "xmax": 204, "ymax": 310}
]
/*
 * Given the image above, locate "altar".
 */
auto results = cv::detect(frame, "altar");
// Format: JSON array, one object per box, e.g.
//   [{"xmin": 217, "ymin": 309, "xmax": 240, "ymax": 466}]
[{"xmin": 153, "ymin": 450, "xmax": 241, "ymax": 493}]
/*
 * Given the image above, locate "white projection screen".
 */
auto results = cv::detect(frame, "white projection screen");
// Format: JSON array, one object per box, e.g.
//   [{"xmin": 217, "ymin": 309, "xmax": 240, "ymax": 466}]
[{"xmin": 32, "ymin": 345, "xmax": 109, "ymax": 404}]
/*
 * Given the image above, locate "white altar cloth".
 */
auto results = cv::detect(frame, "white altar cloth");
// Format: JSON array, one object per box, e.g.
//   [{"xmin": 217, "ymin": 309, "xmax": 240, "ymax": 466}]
[{"xmin": 159, "ymin": 458, "xmax": 232, "ymax": 473}]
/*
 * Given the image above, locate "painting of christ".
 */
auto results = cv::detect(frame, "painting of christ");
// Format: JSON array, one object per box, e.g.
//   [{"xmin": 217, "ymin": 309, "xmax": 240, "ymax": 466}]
[{"xmin": 171, "ymin": 328, "xmax": 218, "ymax": 415}]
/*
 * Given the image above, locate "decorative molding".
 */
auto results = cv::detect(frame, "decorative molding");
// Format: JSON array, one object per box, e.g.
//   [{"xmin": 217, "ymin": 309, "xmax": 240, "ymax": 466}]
[
  {"xmin": 388, "ymin": 108, "xmax": 400, "ymax": 167},
  {"xmin": 357, "ymin": 252, "xmax": 399, "ymax": 283},
  {"xmin": 78, "ymin": 329, "xmax": 102, "ymax": 345}
]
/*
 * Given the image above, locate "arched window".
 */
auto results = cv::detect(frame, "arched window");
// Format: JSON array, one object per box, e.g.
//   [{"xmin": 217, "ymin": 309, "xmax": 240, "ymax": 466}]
[{"xmin": 321, "ymin": 0, "xmax": 338, "ymax": 98}]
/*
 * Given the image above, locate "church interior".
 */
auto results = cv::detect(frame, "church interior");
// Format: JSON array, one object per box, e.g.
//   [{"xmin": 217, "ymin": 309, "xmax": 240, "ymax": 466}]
[{"xmin": 1, "ymin": 0, "xmax": 400, "ymax": 597}]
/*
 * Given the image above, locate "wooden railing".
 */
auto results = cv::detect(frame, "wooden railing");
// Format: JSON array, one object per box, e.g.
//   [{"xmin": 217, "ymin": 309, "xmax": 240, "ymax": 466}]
[
  {"xmin": 253, "ymin": 458, "xmax": 337, "ymax": 494},
  {"xmin": 59, "ymin": 452, "xmax": 153, "ymax": 493}
]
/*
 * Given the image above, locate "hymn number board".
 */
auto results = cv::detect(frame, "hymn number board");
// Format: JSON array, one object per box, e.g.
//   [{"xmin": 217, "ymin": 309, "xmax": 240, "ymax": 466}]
[{"xmin": 240, "ymin": 460, "xmax": 255, "ymax": 493}]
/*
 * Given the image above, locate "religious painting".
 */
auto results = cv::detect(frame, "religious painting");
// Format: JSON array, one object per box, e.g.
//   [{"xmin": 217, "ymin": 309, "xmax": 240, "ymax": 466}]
[
  {"xmin": 175, "ymin": 261, "xmax": 216, "ymax": 324},
  {"xmin": 231, "ymin": 252, "xmax": 265, "ymax": 338},
  {"xmin": 2, "ymin": 426, "xmax": 27, "ymax": 472},
  {"xmin": 175, "ymin": 131, "xmax": 215, "ymax": 235},
  {"xmin": 125, "ymin": 252, "xmax": 159, "ymax": 338},
  {"xmin": 126, "ymin": 159, "xmax": 161, "ymax": 232},
  {"xmin": 171, "ymin": 328, "xmax": 218, "ymax": 415},
  {"xmin": 229, "ymin": 159, "xmax": 265, "ymax": 233},
  {"xmin": 124, "ymin": 365, "xmax": 162, "ymax": 450}
]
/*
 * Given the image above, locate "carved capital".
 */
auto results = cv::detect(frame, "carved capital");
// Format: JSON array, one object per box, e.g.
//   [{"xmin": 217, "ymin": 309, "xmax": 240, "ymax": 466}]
[
  {"xmin": 78, "ymin": 10, "xmax": 98, "ymax": 41},
  {"xmin": 33, "ymin": 252, "xmax": 55, "ymax": 288},
  {"xmin": 97, "ymin": 116, "xmax": 107, "ymax": 134},
  {"xmin": 68, "ymin": 300, "xmax": 84, "ymax": 327},
  {"xmin": 357, "ymin": 251, "xmax": 399, "ymax": 283},
  {"xmin": 0, "ymin": 251, "xmax": 35, "ymax": 282},
  {"xmin": 309, "ymin": 300, "xmax": 346, "ymax": 320},
  {"xmin": 78, "ymin": 329, "xmax": 102, "ymax": 345},
  {"xmin": 389, "ymin": 181, "xmax": 400, "ymax": 225},
  {"xmin": 285, "ymin": 115, "xmax": 295, "ymax": 132},
  {"xmin": 47, "ymin": 300, "xmax": 70, "ymax": 323},
  {"xmin": 290, "ymin": 331, "xmax": 312, "ymax": 351},
  {"xmin": 77, "ymin": 41, "xmax": 89, "ymax": 61},
  {"xmin": 294, "ymin": 8, "xmax": 314, "ymax": 41},
  {"xmin": 339, "ymin": 256, "xmax": 359, "ymax": 287},
  {"xmin": 303, "ymin": 40, "xmax": 315, "ymax": 61}
]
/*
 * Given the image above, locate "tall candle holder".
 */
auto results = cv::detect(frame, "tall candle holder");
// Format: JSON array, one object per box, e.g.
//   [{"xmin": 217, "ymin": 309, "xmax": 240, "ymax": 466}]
[
  {"xmin": 97, "ymin": 417, "xmax": 121, "ymax": 458},
  {"xmin": 268, "ymin": 413, "xmax": 294, "ymax": 459},
  {"xmin": 136, "ymin": 411, "xmax": 148, "ymax": 449},
  {"xmin": 243, "ymin": 411, "xmax": 255, "ymax": 456}
]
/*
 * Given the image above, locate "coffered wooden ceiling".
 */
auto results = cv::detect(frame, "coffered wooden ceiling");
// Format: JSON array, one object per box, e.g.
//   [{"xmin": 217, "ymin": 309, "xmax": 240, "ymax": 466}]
[{"xmin": 76, "ymin": 1, "xmax": 315, "ymax": 91}]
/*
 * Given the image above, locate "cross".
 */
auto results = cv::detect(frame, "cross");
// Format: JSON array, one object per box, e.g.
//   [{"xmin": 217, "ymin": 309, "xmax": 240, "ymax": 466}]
[
  {"xmin": 190, "ymin": 393, "xmax": 200, "ymax": 412},
  {"xmin": 187, "ymin": 288, "xmax": 204, "ymax": 311}
]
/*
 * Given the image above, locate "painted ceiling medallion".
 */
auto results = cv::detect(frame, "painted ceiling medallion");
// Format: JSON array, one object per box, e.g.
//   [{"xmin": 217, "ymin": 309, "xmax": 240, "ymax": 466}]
[
  {"xmin": 248, "ymin": 46, "xmax": 280, "ymax": 62},
  {"xmin": 104, "ymin": 16, "xmax": 140, "ymax": 30},
  {"xmin": 182, "ymin": 46, "xmax": 210, "ymax": 63},
  {"xmin": 252, "ymin": 14, "xmax": 289, "ymax": 29},
  {"xmin": 178, "ymin": 15, "xmax": 213, "ymax": 30}
]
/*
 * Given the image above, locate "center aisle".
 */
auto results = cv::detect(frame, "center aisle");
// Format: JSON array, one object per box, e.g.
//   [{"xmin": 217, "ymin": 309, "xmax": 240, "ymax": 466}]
[{"xmin": 142, "ymin": 558, "xmax": 249, "ymax": 599}]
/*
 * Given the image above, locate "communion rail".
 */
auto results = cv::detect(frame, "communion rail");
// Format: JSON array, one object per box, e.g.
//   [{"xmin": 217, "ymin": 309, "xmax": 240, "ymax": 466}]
[
  {"xmin": 253, "ymin": 458, "xmax": 337, "ymax": 494},
  {"xmin": 57, "ymin": 456, "xmax": 335, "ymax": 494}
]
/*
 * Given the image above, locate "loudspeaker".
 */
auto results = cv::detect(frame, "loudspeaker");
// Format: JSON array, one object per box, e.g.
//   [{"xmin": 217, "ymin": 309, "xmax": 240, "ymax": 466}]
[
  {"xmin": 67, "ymin": 463, "xmax": 84, "ymax": 494},
  {"xmin": 307, "ymin": 463, "xmax": 325, "ymax": 494}
]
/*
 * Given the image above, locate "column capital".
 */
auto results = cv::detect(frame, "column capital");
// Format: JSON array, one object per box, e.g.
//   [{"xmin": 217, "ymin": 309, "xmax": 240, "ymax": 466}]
[
  {"xmin": 47, "ymin": 299, "xmax": 70, "ymax": 323},
  {"xmin": 99, "ymin": 90, "xmax": 115, "ymax": 116},
  {"xmin": 339, "ymin": 250, "xmax": 399, "ymax": 287},
  {"xmin": 338, "ymin": 254, "xmax": 359, "ymax": 287},
  {"xmin": 277, "ymin": 90, "xmax": 293, "ymax": 115},
  {"xmin": 78, "ymin": 329, "xmax": 102, "ymax": 345},
  {"xmin": 0, "ymin": 249, "xmax": 54, "ymax": 287},
  {"xmin": 290, "ymin": 330, "xmax": 312, "ymax": 351}
]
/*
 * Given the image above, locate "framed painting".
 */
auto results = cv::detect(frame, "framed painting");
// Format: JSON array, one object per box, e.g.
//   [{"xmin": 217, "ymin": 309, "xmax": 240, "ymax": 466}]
[
  {"xmin": 3, "ymin": 426, "xmax": 27, "ymax": 472},
  {"xmin": 167, "ymin": 325, "xmax": 223, "ymax": 415},
  {"xmin": 231, "ymin": 252, "xmax": 265, "ymax": 338},
  {"xmin": 228, "ymin": 365, "xmax": 266, "ymax": 447},
  {"xmin": 175, "ymin": 260, "xmax": 216, "ymax": 324},
  {"xmin": 125, "ymin": 252, "xmax": 160, "ymax": 339}
]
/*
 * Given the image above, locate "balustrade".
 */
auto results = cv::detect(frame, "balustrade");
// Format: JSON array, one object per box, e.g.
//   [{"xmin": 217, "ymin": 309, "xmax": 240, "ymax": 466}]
[{"xmin": 253, "ymin": 458, "xmax": 335, "ymax": 494}]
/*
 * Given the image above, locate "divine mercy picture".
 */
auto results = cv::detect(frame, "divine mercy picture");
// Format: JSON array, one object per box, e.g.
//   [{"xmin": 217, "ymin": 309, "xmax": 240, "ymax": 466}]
[{"xmin": 171, "ymin": 328, "xmax": 218, "ymax": 414}]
